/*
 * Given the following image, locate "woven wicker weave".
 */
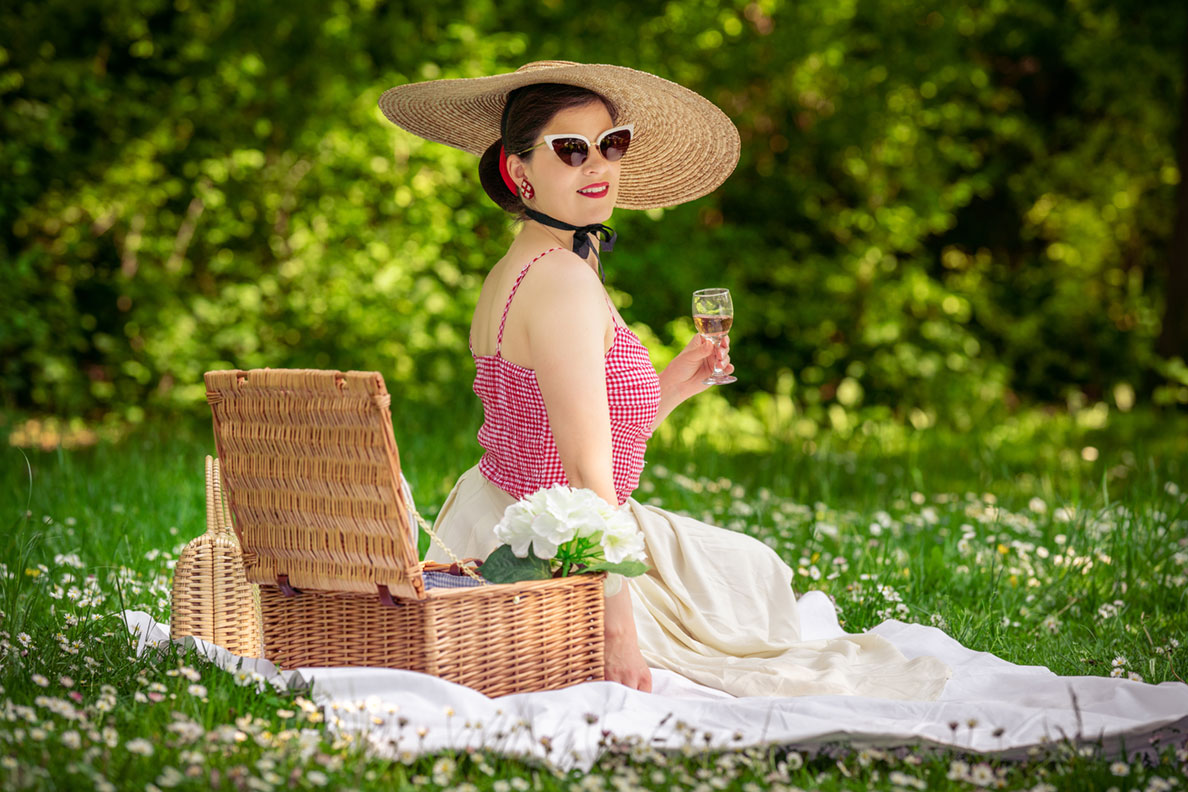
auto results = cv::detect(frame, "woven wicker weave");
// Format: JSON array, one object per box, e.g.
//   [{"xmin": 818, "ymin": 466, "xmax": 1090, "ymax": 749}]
[
  {"xmin": 170, "ymin": 456, "xmax": 263, "ymax": 658},
  {"xmin": 204, "ymin": 368, "xmax": 605, "ymax": 697}
]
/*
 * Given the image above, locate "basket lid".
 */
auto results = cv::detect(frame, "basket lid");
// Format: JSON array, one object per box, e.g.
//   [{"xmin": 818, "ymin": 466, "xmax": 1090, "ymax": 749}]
[{"xmin": 204, "ymin": 368, "xmax": 425, "ymax": 599}]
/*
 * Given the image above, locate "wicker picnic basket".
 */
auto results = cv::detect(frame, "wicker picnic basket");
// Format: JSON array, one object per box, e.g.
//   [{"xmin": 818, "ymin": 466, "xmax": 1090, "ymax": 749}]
[
  {"xmin": 203, "ymin": 368, "xmax": 606, "ymax": 697},
  {"xmin": 170, "ymin": 456, "xmax": 264, "ymax": 658}
]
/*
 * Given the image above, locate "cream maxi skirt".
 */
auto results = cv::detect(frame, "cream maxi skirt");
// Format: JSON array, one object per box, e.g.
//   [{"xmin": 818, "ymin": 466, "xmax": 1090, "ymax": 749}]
[{"xmin": 427, "ymin": 464, "xmax": 953, "ymax": 701}]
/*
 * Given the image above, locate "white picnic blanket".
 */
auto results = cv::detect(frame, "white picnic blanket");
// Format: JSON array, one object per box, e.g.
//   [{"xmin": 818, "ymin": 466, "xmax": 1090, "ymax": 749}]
[{"xmin": 119, "ymin": 592, "xmax": 1188, "ymax": 769}]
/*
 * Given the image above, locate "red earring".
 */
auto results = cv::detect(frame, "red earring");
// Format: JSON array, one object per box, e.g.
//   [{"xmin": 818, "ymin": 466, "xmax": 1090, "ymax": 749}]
[{"xmin": 520, "ymin": 179, "xmax": 534, "ymax": 200}]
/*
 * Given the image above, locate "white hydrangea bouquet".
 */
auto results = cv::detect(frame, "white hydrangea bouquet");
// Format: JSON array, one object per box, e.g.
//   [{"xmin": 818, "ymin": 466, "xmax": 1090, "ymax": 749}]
[{"xmin": 480, "ymin": 484, "xmax": 649, "ymax": 584}]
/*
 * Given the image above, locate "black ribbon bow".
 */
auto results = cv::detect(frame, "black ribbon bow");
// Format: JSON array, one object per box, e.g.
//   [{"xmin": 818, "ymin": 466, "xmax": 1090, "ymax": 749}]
[{"xmin": 524, "ymin": 208, "xmax": 616, "ymax": 282}]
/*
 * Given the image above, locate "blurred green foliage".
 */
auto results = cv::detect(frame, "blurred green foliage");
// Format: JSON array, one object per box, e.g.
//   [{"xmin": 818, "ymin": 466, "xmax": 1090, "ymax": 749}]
[{"xmin": 2, "ymin": 0, "xmax": 1186, "ymax": 429}]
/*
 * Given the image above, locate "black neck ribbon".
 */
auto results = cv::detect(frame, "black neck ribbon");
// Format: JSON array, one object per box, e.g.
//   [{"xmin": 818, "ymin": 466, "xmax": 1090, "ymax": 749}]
[{"xmin": 524, "ymin": 207, "xmax": 616, "ymax": 282}]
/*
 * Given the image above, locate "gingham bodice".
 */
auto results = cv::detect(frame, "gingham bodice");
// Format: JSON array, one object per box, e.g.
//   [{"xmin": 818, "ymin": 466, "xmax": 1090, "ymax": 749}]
[{"xmin": 471, "ymin": 247, "xmax": 661, "ymax": 505}]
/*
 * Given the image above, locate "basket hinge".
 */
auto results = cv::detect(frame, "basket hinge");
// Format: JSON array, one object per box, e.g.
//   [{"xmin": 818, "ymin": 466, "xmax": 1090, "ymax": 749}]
[
  {"xmin": 277, "ymin": 574, "xmax": 302, "ymax": 598},
  {"xmin": 377, "ymin": 584, "xmax": 399, "ymax": 608}
]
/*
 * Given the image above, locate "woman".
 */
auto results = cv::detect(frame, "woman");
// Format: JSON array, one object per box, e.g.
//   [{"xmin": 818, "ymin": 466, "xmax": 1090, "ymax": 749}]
[{"xmin": 379, "ymin": 62, "xmax": 951, "ymax": 699}]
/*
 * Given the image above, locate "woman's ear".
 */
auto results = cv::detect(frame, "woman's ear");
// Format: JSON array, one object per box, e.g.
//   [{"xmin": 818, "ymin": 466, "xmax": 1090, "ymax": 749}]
[{"xmin": 506, "ymin": 153, "xmax": 527, "ymax": 182}]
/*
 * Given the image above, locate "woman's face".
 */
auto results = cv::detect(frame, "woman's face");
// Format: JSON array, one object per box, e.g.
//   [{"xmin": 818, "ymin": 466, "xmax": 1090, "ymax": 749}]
[{"xmin": 510, "ymin": 101, "xmax": 621, "ymax": 227}]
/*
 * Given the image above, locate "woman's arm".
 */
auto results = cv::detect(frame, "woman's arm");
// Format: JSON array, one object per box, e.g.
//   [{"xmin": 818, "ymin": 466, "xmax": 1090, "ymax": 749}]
[
  {"xmin": 526, "ymin": 257, "xmax": 619, "ymax": 503},
  {"xmin": 650, "ymin": 333, "xmax": 733, "ymax": 432},
  {"xmin": 516, "ymin": 252, "xmax": 652, "ymax": 692}
]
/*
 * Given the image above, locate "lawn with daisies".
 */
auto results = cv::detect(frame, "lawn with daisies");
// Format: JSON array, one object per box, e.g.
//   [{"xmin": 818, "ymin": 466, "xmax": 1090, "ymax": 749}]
[{"xmin": 1, "ymin": 402, "xmax": 1186, "ymax": 791}]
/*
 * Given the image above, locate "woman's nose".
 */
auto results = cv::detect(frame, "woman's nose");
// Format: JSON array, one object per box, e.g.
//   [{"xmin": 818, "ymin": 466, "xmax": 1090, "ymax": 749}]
[{"xmin": 583, "ymin": 152, "xmax": 611, "ymax": 176}]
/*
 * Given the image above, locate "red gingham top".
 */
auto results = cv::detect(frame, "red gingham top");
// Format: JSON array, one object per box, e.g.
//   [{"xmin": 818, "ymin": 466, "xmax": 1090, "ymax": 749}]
[{"xmin": 471, "ymin": 247, "xmax": 662, "ymax": 505}]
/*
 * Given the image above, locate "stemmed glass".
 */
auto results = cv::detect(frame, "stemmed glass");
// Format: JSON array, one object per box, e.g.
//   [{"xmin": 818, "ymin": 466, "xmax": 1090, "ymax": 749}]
[{"xmin": 692, "ymin": 288, "xmax": 736, "ymax": 385}]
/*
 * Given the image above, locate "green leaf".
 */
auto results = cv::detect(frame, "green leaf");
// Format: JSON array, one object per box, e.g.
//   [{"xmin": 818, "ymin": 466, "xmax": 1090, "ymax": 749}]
[
  {"xmin": 481, "ymin": 544, "xmax": 553, "ymax": 584},
  {"xmin": 583, "ymin": 559, "xmax": 650, "ymax": 578}
]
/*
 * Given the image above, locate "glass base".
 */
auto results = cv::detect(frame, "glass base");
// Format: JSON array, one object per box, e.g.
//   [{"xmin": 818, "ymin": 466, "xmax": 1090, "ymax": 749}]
[{"xmin": 703, "ymin": 375, "xmax": 737, "ymax": 385}]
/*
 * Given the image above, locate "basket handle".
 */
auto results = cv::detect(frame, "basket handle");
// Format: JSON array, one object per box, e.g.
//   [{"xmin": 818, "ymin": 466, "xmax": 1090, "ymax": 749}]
[
  {"xmin": 212, "ymin": 458, "xmax": 233, "ymax": 534},
  {"xmin": 204, "ymin": 455, "xmax": 218, "ymax": 536},
  {"xmin": 204, "ymin": 455, "xmax": 237, "ymax": 538}
]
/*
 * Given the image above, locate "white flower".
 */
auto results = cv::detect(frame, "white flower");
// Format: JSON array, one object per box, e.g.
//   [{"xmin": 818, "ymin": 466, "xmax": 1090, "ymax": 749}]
[
  {"xmin": 493, "ymin": 488, "xmax": 577, "ymax": 560},
  {"xmin": 166, "ymin": 719, "xmax": 204, "ymax": 744},
  {"xmin": 432, "ymin": 757, "xmax": 456, "ymax": 784},
  {"xmin": 525, "ymin": 511, "xmax": 576, "ymax": 559},
  {"xmin": 541, "ymin": 486, "xmax": 612, "ymax": 537},
  {"xmin": 125, "ymin": 738, "xmax": 154, "ymax": 756},
  {"xmin": 968, "ymin": 763, "xmax": 995, "ymax": 786},
  {"xmin": 492, "ymin": 501, "xmax": 537, "ymax": 557},
  {"xmin": 494, "ymin": 485, "xmax": 603, "ymax": 559},
  {"xmin": 494, "ymin": 485, "xmax": 647, "ymax": 569},
  {"xmin": 575, "ymin": 489, "xmax": 618, "ymax": 537},
  {"xmin": 888, "ymin": 770, "xmax": 926, "ymax": 790},
  {"xmin": 156, "ymin": 767, "xmax": 185, "ymax": 788},
  {"xmin": 600, "ymin": 510, "xmax": 646, "ymax": 564}
]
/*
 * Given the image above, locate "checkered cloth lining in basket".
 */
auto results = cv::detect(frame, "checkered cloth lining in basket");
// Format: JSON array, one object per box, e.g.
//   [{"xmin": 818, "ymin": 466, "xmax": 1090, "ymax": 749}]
[{"xmin": 422, "ymin": 570, "xmax": 485, "ymax": 590}]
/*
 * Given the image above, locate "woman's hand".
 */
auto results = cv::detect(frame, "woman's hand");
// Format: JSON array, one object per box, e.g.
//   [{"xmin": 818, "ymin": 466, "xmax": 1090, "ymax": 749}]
[
  {"xmin": 649, "ymin": 333, "xmax": 734, "ymax": 432},
  {"xmin": 604, "ymin": 626, "xmax": 652, "ymax": 692},
  {"xmin": 603, "ymin": 583, "xmax": 652, "ymax": 692},
  {"xmin": 662, "ymin": 333, "xmax": 732, "ymax": 400}
]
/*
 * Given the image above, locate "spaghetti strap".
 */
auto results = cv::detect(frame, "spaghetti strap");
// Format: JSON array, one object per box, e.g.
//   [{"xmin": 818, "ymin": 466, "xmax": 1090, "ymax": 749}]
[
  {"xmin": 495, "ymin": 247, "xmax": 564, "ymax": 355},
  {"xmin": 601, "ymin": 291, "xmax": 621, "ymax": 329}
]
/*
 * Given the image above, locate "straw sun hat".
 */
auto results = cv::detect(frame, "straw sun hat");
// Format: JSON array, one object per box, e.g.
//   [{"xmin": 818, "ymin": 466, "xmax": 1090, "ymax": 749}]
[{"xmin": 377, "ymin": 60, "xmax": 740, "ymax": 211}]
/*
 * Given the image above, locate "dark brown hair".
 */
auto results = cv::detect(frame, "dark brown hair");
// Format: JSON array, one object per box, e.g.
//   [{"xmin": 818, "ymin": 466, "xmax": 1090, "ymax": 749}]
[{"xmin": 479, "ymin": 83, "xmax": 619, "ymax": 218}]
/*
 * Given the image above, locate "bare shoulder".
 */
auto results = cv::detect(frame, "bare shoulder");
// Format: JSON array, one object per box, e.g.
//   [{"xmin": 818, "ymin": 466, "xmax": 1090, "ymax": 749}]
[
  {"xmin": 516, "ymin": 248, "xmax": 604, "ymax": 312},
  {"xmin": 524, "ymin": 247, "xmax": 595, "ymax": 282},
  {"xmin": 511, "ymin": 249, "xmax": 610, "ymax": 352}
]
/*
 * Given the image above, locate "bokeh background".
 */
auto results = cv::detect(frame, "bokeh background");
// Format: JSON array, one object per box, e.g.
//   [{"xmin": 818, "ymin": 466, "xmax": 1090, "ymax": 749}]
[{"xmin": 3, "ymin": 0, "xmax": 1187, "ymax": 457}]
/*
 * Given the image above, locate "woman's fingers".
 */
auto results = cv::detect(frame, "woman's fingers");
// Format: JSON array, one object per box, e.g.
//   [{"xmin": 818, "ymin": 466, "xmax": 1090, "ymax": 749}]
[{"xmin": 608, "ymin": 665, "xmax": 652, "ymax": 692}]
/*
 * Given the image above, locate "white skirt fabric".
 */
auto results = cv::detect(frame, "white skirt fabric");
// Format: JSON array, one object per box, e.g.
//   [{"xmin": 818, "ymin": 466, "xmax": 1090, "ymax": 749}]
[{"xmin": 426, "ymin": 464, "xmax": 953, "ymax": 701}]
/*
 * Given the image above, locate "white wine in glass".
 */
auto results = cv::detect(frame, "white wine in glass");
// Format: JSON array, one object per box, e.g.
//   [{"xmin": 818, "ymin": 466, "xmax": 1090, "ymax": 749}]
[{"xmin": 692, "ymin": 287, "xmax": 736, "ymax": 385}]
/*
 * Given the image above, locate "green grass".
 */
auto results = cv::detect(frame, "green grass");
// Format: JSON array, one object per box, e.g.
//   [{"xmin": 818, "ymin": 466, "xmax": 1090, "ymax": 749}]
[{"xmin": 1, "ymin": 402, "xmax": 1187, "ymax": 791}]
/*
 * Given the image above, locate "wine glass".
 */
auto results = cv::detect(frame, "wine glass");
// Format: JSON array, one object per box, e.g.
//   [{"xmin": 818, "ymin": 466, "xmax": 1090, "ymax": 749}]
[{"xmin": 692, "ymin": 288, "xmax": 736, "ymax": 385}]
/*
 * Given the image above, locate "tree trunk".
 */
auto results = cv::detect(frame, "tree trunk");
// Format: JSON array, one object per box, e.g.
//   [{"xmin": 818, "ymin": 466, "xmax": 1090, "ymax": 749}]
[{"xmin": 1157, "ymin": 23, "xmax": 1188, "ymax": 362}]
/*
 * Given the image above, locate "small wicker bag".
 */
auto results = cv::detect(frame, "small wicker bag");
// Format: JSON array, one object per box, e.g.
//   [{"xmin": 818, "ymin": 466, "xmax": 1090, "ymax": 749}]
[
  {"xmin": 203, "ymin": 368, "xmax": 605, "ymax": 697},
  {"xmin": 170, "ymin": 456, "xmax": 263, "ymax": 658}
]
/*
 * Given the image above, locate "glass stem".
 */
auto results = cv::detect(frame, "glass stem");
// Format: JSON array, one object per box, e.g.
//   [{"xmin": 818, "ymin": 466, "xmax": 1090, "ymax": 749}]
[{"xmin": 710, "ymin": 336, "xmax": 724, "ymax": 378}]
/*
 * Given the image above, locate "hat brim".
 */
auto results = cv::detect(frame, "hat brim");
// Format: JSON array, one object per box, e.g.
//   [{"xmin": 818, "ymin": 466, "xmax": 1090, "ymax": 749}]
[{"xmin": 378, "ymin": 61, "xmax": 740, "ymax": 211}]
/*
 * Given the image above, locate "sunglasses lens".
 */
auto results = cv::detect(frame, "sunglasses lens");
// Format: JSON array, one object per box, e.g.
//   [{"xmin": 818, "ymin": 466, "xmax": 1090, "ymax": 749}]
[
  {"xmin": 600, "ymin": 129, "xmax": 632, "ymax": 162},
  {"xmin": 550, "ymin": 138, "xmax": 589, "ymax": 167}
]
